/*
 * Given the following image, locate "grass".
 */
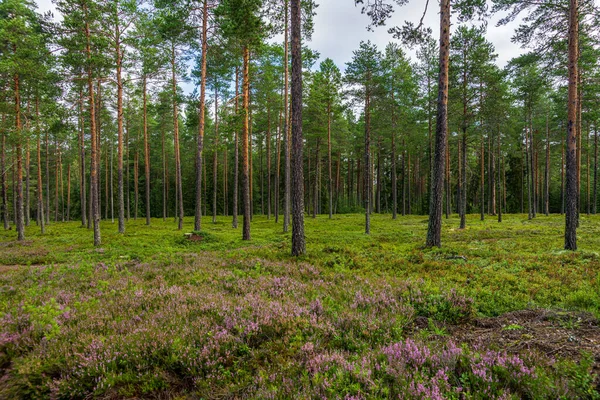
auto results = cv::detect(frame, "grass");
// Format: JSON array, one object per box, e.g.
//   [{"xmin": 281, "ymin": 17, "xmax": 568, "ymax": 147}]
[{"xmin": 0, "ymin": 213, "xmax": 599, "ymax": 398}]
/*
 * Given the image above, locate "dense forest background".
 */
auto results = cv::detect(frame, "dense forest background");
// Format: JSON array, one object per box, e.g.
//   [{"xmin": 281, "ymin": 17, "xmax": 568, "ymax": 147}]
[{"xmin": 1, "ymin": 0, "xmax": 598, "ymax": 244}]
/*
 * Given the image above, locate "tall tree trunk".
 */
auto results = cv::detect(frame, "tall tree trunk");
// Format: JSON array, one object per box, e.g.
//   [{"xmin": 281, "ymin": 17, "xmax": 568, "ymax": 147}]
[
  {"xmin": 445, "ymin": 133, "xmax": 450, "ymax": 218},
  {"xmin": 313, "ymin": 139, "xmax": 320, "ymax": 218},
  {"xmin": 529, "ymin": 120, "xmax": 536, "ymax": 218},
  {"xmin": 25, "ymin": 137, "xmax": 30, "ymax": 227},
  {"xmin": 224, "ymin": 141, "xmax": 228, "ymax": 216},
  {"xmin": 498, "ymin": 127, "xmax": 502, "ymax": 223},
  {"xmin": 283, "ymin": 0, "xmax": 291, "ymax": 233},
  {"xmin": 480, "ymin": 136, "xmax": 485, "ymax": 221},
  {"xmin": 172, "ymin": 44, "xmax": 183, "ymax": 230},
  {"xmin": 364, "ymin": 82, "xmax": 371, "ymax": 235},
  {"xmin": 126, "ymin": 105, "xmax": 130, "ymax": 221},
  {"xmin": 116, "ymin": 24, "xmax": 125, "ymax": 232},
  {"xmin": 14, "ymin": 71, "xmax": 25, "ymax": 240},
  {"xmin": 290, "ymin": 0, "xmax": 305, "ymax": 256},
  {"xmin": 565, "ymin": 0, "xmax": 578, "ymax": 250},
  {"xmin": 37, "ymin": 133, "xmax": 44, "ymax": 233},
  {"xmin": 460, "ymin": 132, "xmax": 466, "ymax": 229},
  {"xmin": 78, "ymin": 94, "xmax": 86, "ymax": 227},
  {"xmin": 561, "ymin": 137, "xmax": 565, "ymax": 215},
  {"xmin": 267, "ymin": 101, "xmax": 272, "ymax": 219},
  {"xmin": 242, "ymin": 46, "xmax": 251, "ymax": 240},
  {"xmin": 586, "ymin": 124, "xmax": 590, "ymax": 215},
  {"xmin": 327, "ymin": 103, "xmax": 333, "ymax": 219},
  {"xmin": 275, "ymin": 104, "xmax": 282, "ymax": 222},
  {"xmin": 142, "ymin": 75, "xmax": 150, "ymax": 226},
  {"xmin": 545, "ymin": 115, "xmax": 550, "ymax": 216},
  {"xmin": 55, "ymin": 141, "xmax": 60, "ymax": 222},
  {"xmin": 213, "ymin": 85, "xmax": 219, "ymax": 223},
  {"xmin": 195, "ymin": 0, "xmax": 208, "ymax": 232},
  {"xmin": 594, "ymin": 127, "xmax": 598, "ymax": 215},
  {"xmin": 85, "ymin": 6, "xmax": 100, "ymax": 245},
  {"xmin": 391, "ymin": 105, "xmax": 397, "ymax": 220},
  {"xmin": 426, "ymin": 0, "xmax": 450, "ymax": 247},
  {"xmin": 45, "ymin": 128, "xmax": 50, "ymax": 225},
  {"xmin": 1, "ymin": 116, "xmax": 9, "ymax": 230},
  {"xmin": 66, "ymin": 164, "xmax": 71, "ymax": 222},
  {"xmin": 134, "ymin": 142, "xmax": 139, "ymax": 220},
  {"xmin": 162, "ymin": 124, "xmax": 167, "ymax": 221},
  {"xmin": 233, "ymin": 67, "xmax": 240, "ymax": 229},
  {"xmin": 525, "ymin": 127, "xmax": 532, "ymax": 220}
]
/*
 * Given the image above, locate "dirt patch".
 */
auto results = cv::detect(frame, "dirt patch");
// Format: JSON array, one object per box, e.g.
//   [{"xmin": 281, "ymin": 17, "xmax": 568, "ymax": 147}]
[
  {"xmin": 188, "ymin": 233, "xmax": 204, "ymax": 242},
  {"xmin": 0, "ymin": 265, "xmax": 21, "ymax": 274},
  {"xmin": 448, "ymin": 309, "xmax": 600, "ymax": 375}
]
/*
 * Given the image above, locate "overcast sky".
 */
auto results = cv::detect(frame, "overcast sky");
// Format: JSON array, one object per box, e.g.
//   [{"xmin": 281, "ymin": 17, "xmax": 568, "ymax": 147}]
[{"xmin": 35, "ymin": 0, "xmax": 526, "ymax": 80}]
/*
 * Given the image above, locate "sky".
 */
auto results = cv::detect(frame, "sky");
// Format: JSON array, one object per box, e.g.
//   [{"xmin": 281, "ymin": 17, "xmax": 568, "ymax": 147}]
[{"xmin": 34, "ymin": 0, "xmax": 527, "ymax": 80}]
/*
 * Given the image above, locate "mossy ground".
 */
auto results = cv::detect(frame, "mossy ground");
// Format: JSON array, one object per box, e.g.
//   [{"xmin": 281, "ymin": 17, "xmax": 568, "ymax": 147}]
[{"xmin": 1, "ymin": 213, "xmax": 599, "ymax": 398}]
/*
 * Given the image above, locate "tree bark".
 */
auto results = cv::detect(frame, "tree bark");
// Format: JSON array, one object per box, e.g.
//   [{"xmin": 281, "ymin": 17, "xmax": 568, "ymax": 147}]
[
  {"xmin": 233, "ymin": 67, "xmax": 240, "ymax": 228},
  {"xmin": 14, "ymin": 71, "xmax": 25, "ymax": 241},
  {"xmin": 327, "ymin": 103, "xmax": 333, "ymax": 219},
  {"xmin": 172, "ymin": 44, "xmax": 184, "ymax": 230},
  {"xmin": 364, "ymin": 81, "xmax": 371, "ymax": 235},
  {"xmin": 283, "ymin": 0, "xmax": 291, "ymax": 233},
  {"xmin": 195, "ymin": 0, "xmax": 208, "ymax": 232},
  {"xmin": 213, "ymin": 84, "xmax": 219, "ymax": 223},
  {"xmin": 565, "ymin": 0, "xmax": 578, "ymax": 250},
  {"xmin": 1, "ymin": 116, "xmax": 9, "ymax": 230},
  {"xmin": 85, "ymin": 5, "xmax": 100, "ymax": 246},
  {"xmin": 115, "ymin": 22, "xmax": 125, "ymax": 232},
  {"xmin": 545, "ymin": 115, "xmax": 550, "ymax": 216},
  {"xmin": 425, "ymin": 0, "xmax": 450, "ymax": 247},
  {"xmin": 141, "ymin": 75, "xmax": 150, "ymax": 226},
  {"xmin": 290, "ymin": 0, "xmax": 305, "ymax": 256},
  {"xmin": 594, "ymin": 127, "xmax": 597, "ymax": 214},
  {"xmin": 242, "ymin": 46, "xmax": 251, "ymax": 240}
]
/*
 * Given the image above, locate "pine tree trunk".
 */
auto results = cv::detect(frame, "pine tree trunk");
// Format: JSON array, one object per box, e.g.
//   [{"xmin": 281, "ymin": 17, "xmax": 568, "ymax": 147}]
[
  {"xmin": 25, "ymin": 138, "xmax": 30, "ymax": 227},
  {"xmin": 116, "ymin": 25, "xmax": 125, "ymax": 232},
  {"xmin": 586, "ymin": 125, "xmax": 590, "ymax": 216},
  {"xmin": 195, "ymin": 0, "xmax": 208, "ymax": 232},
  {"xmin": 525, "ymin": 127, "xmax": 532, "ymax": 220},
  {"xmin": 233, "ymin": 67, "xmax": 239, "ymax": 229},
  {"xmin": 45, "ymin": 130, "xmax": 50, "ymax": 225},
  {"xmin": 37, "ymin": 133, "xmax": 45, "ymax": 233},
  {"xmin": 480, "ymin": 136, "xmax": 485, "ymax": 221},
  {"xmin": 267, "ymin": 101, "xmax": 272, "ymax": 219},
  {"xmin": 213, "ymin": 86, "xmax": 219, "ymax": 224},
  {"xmin": 313, "ymin": 139, "xmax": 319, "ymax": 218},
  {"xmin": 283, "ymin": 0, "xmax": 291, "ymax": 233},
  {"xmin": 14, "ymin": 72, "xmax": 25, "ymax": 240},
  {"xmin": 545, "ymin": 115, "xmax": 550, "ymax": 216},
  {"xmin": 1, "ymin": 116, "xmax": 9, "ymax": 230},
  {"xmin": 426, "ymin": 0, "xmax": 450, "ymax": 247},
  {"xmin": 565, "ymin": 0, "xmax": 578, "ymax": 250},
  {"xmin": 460, "ymin": 132, "xmax": 466, "ymax": 229},
  {"xmin": 594, "ymin": 128, "xmax": 598, "ymax": 214},
  {"xmin": 162, "ymin": 125, "xmax": 167, "ymax": 221},
  {"xmin": 275, "ymin": 105, "xmax": 282, "ymax": 222},
  {"xmin": 78, "ymin": 95, "xmax": 86, "ymax": 227},
  {"xmin": 172, "ymin": 44, "xmax": 184, "ymax": 230},
  {"xmin": 290, "ymin": 0, "xmax": 305, "ymax": 255},
  {"xmin": 391, "ymin": 107, "xmax": 397, "ymax": 220},
  {"xmin": 327, "ymin": 103, "xmax": 333, "ymax": 219},
  {"xmin": 498, "ymin": 127, "xmax": 502, "ymax": 223},
  {"xmin": 85, "ymin": 6, "xmax": 100, "ymax": 246},
  {"xmin": 142, "ymin": 76, "xmax": 150, "ymax": 226},
  {"xmin": 242, "ymin": 46, "xmax": 251, "ymax": 240},
  {"xmin": 364, "ymin": 82, "xmax": 371, "ymax": 235},
  {"xmin": 134, "ymin": 145, "xmax": 139, "ymax": 220}
]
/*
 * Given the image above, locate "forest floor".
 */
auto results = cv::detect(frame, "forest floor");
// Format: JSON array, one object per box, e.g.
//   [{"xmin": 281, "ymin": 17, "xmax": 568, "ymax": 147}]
[{"xmin": 1, "ymin": 214, "xmax": 599, "ymax": 398}]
